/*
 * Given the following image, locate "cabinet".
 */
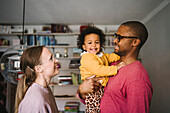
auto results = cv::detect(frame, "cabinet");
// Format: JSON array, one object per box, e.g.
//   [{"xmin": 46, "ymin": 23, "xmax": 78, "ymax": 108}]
[{"xmin": 0, "ymin": 32, "xmax": 115, "ymax": 112}]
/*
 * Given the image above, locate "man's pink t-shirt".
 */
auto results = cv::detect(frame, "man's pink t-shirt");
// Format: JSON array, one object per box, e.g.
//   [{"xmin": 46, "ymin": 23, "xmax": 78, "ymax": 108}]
[
  {"xmin": 100, "ymin": 61, "xmax": 153, "ymax": 113},
  {"xmin": 80, "ymin": 61, "xmax": 153, "ymax": 113}
]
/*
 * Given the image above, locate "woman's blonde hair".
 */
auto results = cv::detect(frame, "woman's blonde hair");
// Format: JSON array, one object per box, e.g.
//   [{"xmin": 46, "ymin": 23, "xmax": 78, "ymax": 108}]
[{"xmin": 14, "ymin": 46, "xmax": 44, "ymax": 113}]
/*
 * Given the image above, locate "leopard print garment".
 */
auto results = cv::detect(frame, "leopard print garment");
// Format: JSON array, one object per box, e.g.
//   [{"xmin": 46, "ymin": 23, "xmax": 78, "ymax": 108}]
[{"xmin": 85, "ymin": 87, "xmax": 104, "ymax": 113}]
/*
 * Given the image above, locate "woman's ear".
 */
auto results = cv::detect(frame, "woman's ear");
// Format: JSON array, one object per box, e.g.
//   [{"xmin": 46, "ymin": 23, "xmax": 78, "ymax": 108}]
[
  {"xmin": 132, "ymin": 39, "xmax": 141, "ymax": 47},
  {"xmin": 34, "ymin": 65, "xmax": 43, "ymax": 73}
]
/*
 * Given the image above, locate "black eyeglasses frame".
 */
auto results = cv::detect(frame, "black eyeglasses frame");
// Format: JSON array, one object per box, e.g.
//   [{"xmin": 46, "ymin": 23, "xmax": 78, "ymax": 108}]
[{"xmin": 114, "ymin": 33, "xmax": 140, "ymax": 42}]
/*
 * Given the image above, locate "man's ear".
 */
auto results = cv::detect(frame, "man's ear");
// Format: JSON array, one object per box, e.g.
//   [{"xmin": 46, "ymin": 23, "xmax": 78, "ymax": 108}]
[
  {"xmin": 132, "ymin": 39, "xmax": 141, "ymax": 47},
  {"xmin": 82, "ymin": 45, "xmax": 86, "ymax": 50},
  {"xmin": 34, "ymin": 65, "xmax": 43, "ymax": 73}
]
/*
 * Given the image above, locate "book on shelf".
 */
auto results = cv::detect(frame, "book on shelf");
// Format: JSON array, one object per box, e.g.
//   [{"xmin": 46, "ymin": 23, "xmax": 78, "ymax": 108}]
[
  {"xmin": 36, "ymin": 36, "xmax": 55, "ymax": 46},
  {"xmin": 58, "ymin": 76, "xmax": 72, "ymax": 85},
  {"xmin": 58, "ymin": 74, "xmax": 82, "ymax": 85},
  {"xmin": 27, "ymin": 35, "xmax": 35, "ymax": 46},
  {"xmin": 69, "ymin": 59, "xmax": 80, "ymax": 69},
  {"xmin": 73, "ymin": 47, "xmax": 82, "ymax": 57},
  {"xmin": 71, "ymin": 72, "xmax": 82, "ymax": 85},
  {"xmin": 64, "ymin": 101, "xmax": 80, "ymax": 113},
  {"xmin": 27, "ymin": 35, "xmax": 56, "ymax": 46}
]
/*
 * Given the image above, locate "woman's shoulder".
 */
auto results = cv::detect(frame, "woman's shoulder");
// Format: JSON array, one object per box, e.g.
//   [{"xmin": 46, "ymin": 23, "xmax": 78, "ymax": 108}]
[{"xmin": 25, "ymin": 83, "xmax": 49, "ymax": 99}]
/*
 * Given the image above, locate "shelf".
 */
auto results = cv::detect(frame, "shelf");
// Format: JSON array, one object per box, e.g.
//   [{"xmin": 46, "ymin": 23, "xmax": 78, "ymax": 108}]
[
  {"xmin": 0, "ymin": 46, "xmax": 10, "ymax": 48},
  {"xmin": 50, "ymin": 85, "xmax": 79, "ymax": 87},
  {"xmin": 57, "ymin": 57, "xmax": 80, "ymax": 60},
  {"xmin": 47, "ymin": 45, "xmax": 114, "ymax": 48},
  {"xmin": 59, "ymin": 68, "xmax": 79, "ymax": 71},
  {"xmin": 6, "ymin": 53, "xmax": 80, "ymax": 60},
  {"xmin": 7, "ymin": 68, "xmax": 79, "ymax": 73},
  {"xmin": 8, "ymin": 70, "xmax": 22, "ymax": 74},
  {"xmin": 46, "ymin": 45, "xmax": 77, "ymax": 48},
  {"xmin": 0, "ymin": 33, "xmax": 79, "ymax": 36},
  {"xmin": 50, "ymin": 83, "xmax": 79, "ymax": 87},
  {"xmin": 0, "ymin": 32, "xmax": 114, "ymax": 36},
  {"xmin": 0, "ymin": 46, "xmax": 8, "ymax": 52},
  {"xmin": 104, "ymin": 45, "xmax": 115, "ymax": 48},
  {"xmin": 8, "ymin": 55, "xmax": 20, "ymax": 60},
  {"xmin": 55, "ymin": 96, "xmax": 79, "ymax": 100}
]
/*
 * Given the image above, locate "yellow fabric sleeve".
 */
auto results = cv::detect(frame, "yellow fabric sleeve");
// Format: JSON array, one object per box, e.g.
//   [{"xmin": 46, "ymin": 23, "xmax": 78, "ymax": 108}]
[
  {"xmin": 80, "ymin": 53, "xmax": 118, "ymax": 79},
  {"xmin": 104, "ymin": 53, "xmax": 120, "ymax": 63}
]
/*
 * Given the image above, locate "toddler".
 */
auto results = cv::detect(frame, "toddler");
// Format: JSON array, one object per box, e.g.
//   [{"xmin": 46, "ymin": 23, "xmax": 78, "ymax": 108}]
[{"xmin": 77, "ymin": 25, "xmax": 125, "ymax": 113}]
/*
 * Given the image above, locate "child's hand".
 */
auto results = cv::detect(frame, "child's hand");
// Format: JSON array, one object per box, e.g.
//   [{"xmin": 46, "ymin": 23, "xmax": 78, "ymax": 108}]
[{"xmin": 117, "ymin": 62, "xmax": 126, "ymax": 70}]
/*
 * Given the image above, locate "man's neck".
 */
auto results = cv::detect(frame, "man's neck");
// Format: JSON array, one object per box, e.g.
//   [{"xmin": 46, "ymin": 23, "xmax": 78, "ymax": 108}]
[
  {"xmin": 119, "ymin": 51, "xmax": 139, "ymax": 65},
  {"xmin": 120, "ymin": 57, "xmax": 138, "ymax": 65}
]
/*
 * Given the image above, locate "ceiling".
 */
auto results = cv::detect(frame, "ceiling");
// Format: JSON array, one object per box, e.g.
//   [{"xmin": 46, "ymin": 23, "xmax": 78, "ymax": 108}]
[{"xmin": 0, "ymin": 0, "xmax": 168, "ymax": 25}]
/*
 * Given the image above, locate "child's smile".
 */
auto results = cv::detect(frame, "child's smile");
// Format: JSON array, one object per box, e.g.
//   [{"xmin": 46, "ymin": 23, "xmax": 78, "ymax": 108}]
[{"xmin": 83, "ymin": 33, "xmax": 101, "ymax": 55}]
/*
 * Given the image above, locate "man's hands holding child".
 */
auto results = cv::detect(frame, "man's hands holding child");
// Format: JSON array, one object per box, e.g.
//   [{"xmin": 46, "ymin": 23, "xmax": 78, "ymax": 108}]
[{"xmin": 79, "ymin": 75, "xmax": 103, "ymax": 99}]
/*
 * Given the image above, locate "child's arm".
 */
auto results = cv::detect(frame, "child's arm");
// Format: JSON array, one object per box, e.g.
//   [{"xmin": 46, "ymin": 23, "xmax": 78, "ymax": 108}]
[
  {"xmin": 81, "ymin": 53, "xmax": 124, "ymax": 77},
  {"xmin": 105, "ymin": 53, "xmax": 120, "ymax": 63}
]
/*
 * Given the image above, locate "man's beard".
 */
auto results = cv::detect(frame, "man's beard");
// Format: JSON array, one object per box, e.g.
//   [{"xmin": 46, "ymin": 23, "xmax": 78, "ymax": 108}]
[{"xmin": 114, "ymin": 51, "xmax": 124, "ymax": 57}]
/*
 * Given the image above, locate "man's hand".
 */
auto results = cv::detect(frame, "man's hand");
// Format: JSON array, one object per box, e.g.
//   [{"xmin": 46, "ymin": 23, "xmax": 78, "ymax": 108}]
[{"xmin": 79, "ymin": 76, "xmax": 103, "ymax": 99}]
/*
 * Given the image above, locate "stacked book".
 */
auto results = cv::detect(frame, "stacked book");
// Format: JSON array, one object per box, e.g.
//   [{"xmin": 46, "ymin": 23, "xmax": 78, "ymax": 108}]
[
  {"xmin": 27, "ymin": 35, "xmax": 56, "ymax": 46},
  {"xmin": 64, "ymin": 102, "xmax": 80, "ymax": 113},
  {"xmin": 71, "ymin": 72, "xmax": 82, "ymax": 85},
  {"xmin": 58, "ymin": 73, "xmax": 83, "ymax": 85},
  {"xmin": 58, "ymin": 76, "xmax": 72, "ymax": 85}
]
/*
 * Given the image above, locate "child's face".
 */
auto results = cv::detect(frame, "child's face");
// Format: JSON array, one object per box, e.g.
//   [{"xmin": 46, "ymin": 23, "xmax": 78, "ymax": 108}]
[{"xmin": 83, "ymin": 33, "xmax": 101, "ymax": 55}]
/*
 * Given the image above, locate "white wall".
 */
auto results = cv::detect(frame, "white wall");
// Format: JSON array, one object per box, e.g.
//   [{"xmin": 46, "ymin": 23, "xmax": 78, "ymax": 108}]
[{"xmin": 141, "ymin": 3, "xmax": 170, "ymax": 113}]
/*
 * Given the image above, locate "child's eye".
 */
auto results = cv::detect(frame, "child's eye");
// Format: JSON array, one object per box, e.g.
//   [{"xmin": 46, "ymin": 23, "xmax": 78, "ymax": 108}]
[
  {"xmin": 95, "ymin": 41, "xmax": 100, "ymax": 44},
  {"xmin": 88, "ymin": 42, "xmax": 92, "ymax": 44}
]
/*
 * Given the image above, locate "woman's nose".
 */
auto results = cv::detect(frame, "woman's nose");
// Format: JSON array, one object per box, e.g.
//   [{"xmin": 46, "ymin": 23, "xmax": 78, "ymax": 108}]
[{"xmin": 54, "ymin": 58, "xmax": 61, "ymax": 68}]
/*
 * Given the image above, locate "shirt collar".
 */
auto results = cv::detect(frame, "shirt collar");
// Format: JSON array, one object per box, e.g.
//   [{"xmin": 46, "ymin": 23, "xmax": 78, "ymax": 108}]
[{"xmin": 81, "ymin": 51, "xmax": 103, "ymax": 57}]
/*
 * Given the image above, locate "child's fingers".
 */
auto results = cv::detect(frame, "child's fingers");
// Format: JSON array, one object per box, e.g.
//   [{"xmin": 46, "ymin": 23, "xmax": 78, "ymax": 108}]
[{"xmin": 93, "ymin": 77, "xmax": 103, "ymax": 82}]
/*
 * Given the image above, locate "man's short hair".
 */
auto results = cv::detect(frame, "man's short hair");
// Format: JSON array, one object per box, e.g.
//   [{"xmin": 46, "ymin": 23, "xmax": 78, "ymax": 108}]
[{"xmin": 121, "ymin": 21, "xmax": 148, "ymax": 47}]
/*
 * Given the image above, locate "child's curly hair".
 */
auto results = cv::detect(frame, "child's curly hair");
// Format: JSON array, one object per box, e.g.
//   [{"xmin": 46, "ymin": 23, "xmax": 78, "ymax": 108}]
[{"xmin": 77, "ymin": 25, "xmax": 106, "ymax": 52}]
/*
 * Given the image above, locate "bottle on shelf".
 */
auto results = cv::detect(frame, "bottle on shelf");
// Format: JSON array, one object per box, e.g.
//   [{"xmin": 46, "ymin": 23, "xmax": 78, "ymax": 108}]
[{"xmin": 64, "ymin": 48, "xmax": 68, "ymax": 58}]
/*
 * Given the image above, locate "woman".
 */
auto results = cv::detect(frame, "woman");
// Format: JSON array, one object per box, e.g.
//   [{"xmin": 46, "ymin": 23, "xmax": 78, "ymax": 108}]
[{"xmin": 15, "ymin": 46, "xmax": 59, "ymax": 113}]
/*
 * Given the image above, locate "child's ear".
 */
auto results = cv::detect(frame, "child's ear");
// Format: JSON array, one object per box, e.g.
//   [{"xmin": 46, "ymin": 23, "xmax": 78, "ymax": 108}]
[
  {"xmin": 82, "ymin": 45, "xmax": 86, "ymax": 50},
  {"xmin": 34, "ymin": 65, "xmax": 43, "ymax": 73}
]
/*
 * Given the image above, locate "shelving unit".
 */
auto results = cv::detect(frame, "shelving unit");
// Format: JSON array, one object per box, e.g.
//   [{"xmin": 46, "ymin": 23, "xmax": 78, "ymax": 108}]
[{"xmin": 0, "ymin": 32, "xmax": 115, "ymax": 112}]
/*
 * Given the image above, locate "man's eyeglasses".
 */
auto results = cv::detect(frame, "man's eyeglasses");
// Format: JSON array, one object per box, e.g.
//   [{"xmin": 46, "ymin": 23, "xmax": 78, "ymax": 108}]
[{"xmin": 114, "ymin": 33, "xmax": 140, "ymax": 42}]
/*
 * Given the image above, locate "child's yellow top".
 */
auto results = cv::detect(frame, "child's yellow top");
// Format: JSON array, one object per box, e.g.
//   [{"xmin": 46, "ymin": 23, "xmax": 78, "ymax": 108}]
[{"xmin": 80, "ymin": 52, "xmax": 120, "ymax": 86}]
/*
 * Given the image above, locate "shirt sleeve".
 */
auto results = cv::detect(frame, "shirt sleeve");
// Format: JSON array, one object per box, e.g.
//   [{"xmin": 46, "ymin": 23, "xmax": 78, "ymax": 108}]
[
  {"xmin": 104, "ymin": 53, "xmax": 120, "ymax": 63},
  {"xmin": 80, "ymin": 53, "xmax": 118, "ymax": 77},
  {"xmin": 126, "ymin": 78, "xmax": 153, "ymax": 113}
]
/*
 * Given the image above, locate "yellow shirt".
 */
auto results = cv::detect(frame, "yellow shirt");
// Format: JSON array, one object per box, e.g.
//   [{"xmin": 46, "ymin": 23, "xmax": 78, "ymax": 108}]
[{"xmin": 80, "ymin": 52, "xmax": 120, "ymax": 86}]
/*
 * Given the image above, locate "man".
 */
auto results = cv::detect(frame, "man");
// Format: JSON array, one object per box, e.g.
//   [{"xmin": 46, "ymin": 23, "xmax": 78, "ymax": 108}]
[{"xmin": 79, "ymin": 21, "xmax": 153, "ymax": 113}]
